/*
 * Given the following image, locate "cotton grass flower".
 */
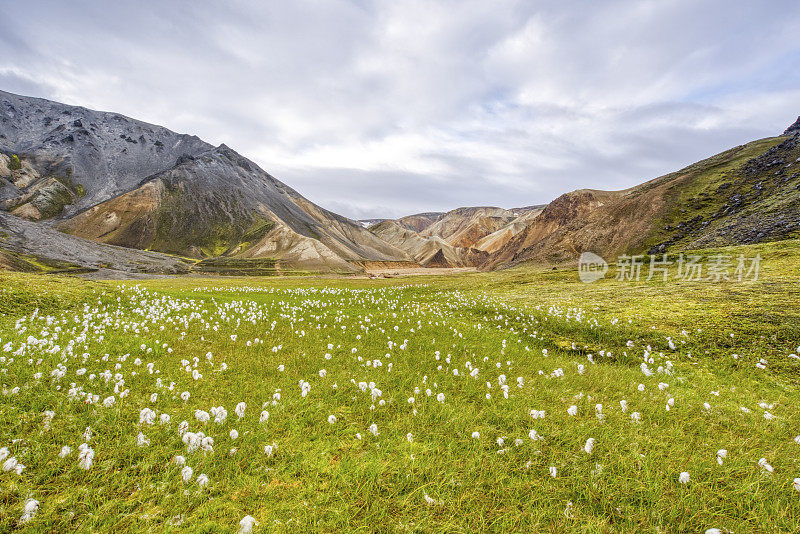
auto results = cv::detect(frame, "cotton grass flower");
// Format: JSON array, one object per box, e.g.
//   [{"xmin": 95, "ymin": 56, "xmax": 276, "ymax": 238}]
[
  {"xmin": 181, "ymin": 466, "xmax": 193, "ymax": 483},
  {"xmin": 20, "ymin": 498, "xmax": 39, "ymax": 524},
  {"xmin": 793, "ymin": 478, "xmax": 800, "ymax": 492},
  {"xmin": 758, "ymin": 458, "xmax": 773, "ymax": 474},
  {"xmin": 239, "ymin": 515, "xmax": 258, "ymax": 534},
  {"xmin": 235, "ymin": 402, "xmax": 246, "ymax": 419},
  {"xmin": 197, "ymin": 473, "xmax": 209, "ymax": 487},
  {"xmin": 137, "ymin": 432, "xmax": 150, "ymax": 447},
  {"xmin": 584, "ymin": 438, "xmax": 595, "ymax": 454},
  {"xmin": 472, "ymin": 431, "xmax": 480, "ymax": 439},
  {"xmin": 328, "ymin": 415, "xmax": 337, "ymax": 424},
  {"xmin": 369, "ymin": 423, "xmax": 379, "ymax": 436},
  {"xmin": 716, "ymin": 449, "xmax": 727, "ymax": 465},
  {"xmin": 679, "ymin": 472, "xmax": 690, "ymax": 484},
  {"xmin": 77, "ymin": 444, "xmax": 94, "ymax": 470},
  {"xmin": 59, "ymin": 445, "xmax": 71, "ymax": 458},
  {"xmin": 567, "ymin": 405, "xmax": 578, "ymax": 416},
  {"xmin": 230, "ymin": 429, "xmax": 239, "ymax": 440}
]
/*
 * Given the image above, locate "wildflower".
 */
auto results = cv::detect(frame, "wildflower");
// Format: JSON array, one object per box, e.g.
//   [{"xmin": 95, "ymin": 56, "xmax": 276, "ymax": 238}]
[
  {"xmin": 679, "ymin": 472, "xmax": 690, "ymax": 484},
  {"xmin": 239, "ymin": 515, "xmax": 258, "ymax": 534},
  {"xmin": 793, "ymin": 478, "xmax": 800, "ymax": 492},
  {"xmin": 0, "ymin": 447, "xmax": 8, "ymax": 461},
  {"xmin": 436, "ymin": 392, "xmax": 445, "ymax": 402},
  {"xmin": 264, "ymin": 444, "xmax": 275, "ymax": 457},
  {"xmin": 137, "ymin": 432, "xmax": 150, "ymax": 447},
  {"xmin": 20, "ymin": 498, "xmax": 39, "ymax": 524},
  {"xmin": 567, "ymin": 405, "xmax": 578, "ymax": 416},
  {"xmin": 472, "ymin": 431, "xmax": 480, "ymax": 439},
  {"xmin": 174, "ymin": 455, "xmax": 186, "ymax": 466},
  {"xmin": 259, "ymin": 410, "xmax": 269, "ymax": 423},
  {"xmin": 407, "ymin": 433, "xmax": 413, "ymax": 442},
  {"xmin": 584, "ymin": 438, "xmax": 595, "ymax": 454},
  {"xmin": 230, "ymin": 429, "xmax": 239, "ymax": 440},
  {"xmin": 637, "ymin": 384, "xmax": 645, "ymax": 392},
  {"xmin": 758, "ymin": 458, "xmax": 773, "ymax": 474},
  {"xmin": 369, "ymin": 423, "xmax": 379, "ymax": 436},
  {"xmin": 197, "ymin": 473, "xmax": 209, "ymax": 487},
  {"xmin": 195, "ymin": 410, "xmax": 210, "ymax": 423},
  {"xmin": 181, "ymin": 466, "xmax": 193, "ymax": 483},
  {"xmin": 235, "ymin": 402, "xmax": 246, "ymax": 419},
  {"xmin": 78, "ymin": 444, "xmax": 94, "ymax": 470},
  {"xmin": 160, "ymin": 413, "xmax": 171, "ymax": 425},
  {"xmin": 3, "ymin": 457, "xmax": 18, "ymax": 472},
  {"xmin": 716, "ymin": 449, "xmax": 727, "ymax": 465},
  {"xmin": 328, "ymin": 415, "xmax": 337, "ymax": 424},
  {"xmin": 631, "ymin": 412, "xmax": 641, "ymax": 423},
  {"xmin": 620, "ymin": 400, "xmax": 628, "ymax": 413},
  {"xmin": 59, "ymin": 446, "xmax": 71, "ymax": 458},
  {"xmin": 529, "ymin": 429, "xmax": 543, "ymax": 441},
  {"xmin": 549, "ymin": 466, "xmax": 557, "ymax": 477},
  {"xmin": 181, "ymin": 391, "xmax": 190, "ymax": 402}
]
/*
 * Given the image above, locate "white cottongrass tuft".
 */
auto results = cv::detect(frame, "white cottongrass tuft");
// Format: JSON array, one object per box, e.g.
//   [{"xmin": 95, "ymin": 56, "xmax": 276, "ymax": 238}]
[
  {"xmin": 77, "ymin": 444, "xmax": 94, "ymax": 470},
  {"xmin": 584, "ymin": 438, "xmax": 595, "ymax": 455},
  {"xmin": 181, "ymin": 466, "xmax": 193, "ymax": 483},
  {"xmin": 239, "ymin": 515, "xmax": 258, "ymax": 534},
  {"xmin": 679, "ymin": 472, "xmax": 690, "ymax": 484},
  {"xmin": 20, "ymin": 498, "xmax": 39, "ymax": 524},
  {"xmin": 472, "ymin": 431, "xmax": 480, "ymax": 439}
]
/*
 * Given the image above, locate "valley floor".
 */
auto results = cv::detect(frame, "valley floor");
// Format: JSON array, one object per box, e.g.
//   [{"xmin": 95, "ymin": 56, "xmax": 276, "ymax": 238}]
[{"xmin": 0, "ymin": 240, "xmax": 799, "ymax": 532}]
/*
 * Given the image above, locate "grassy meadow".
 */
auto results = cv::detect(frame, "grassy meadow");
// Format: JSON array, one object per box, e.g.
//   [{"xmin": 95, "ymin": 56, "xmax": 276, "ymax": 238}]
[{"xmin": 0, "ymin": 240, "xmax": 799, "ymax": 532}]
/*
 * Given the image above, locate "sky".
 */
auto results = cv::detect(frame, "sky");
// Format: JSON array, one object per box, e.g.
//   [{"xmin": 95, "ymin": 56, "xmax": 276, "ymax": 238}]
[{"xmin": 2, "ymin": 0, "xmax": 800, "ymax": 220}]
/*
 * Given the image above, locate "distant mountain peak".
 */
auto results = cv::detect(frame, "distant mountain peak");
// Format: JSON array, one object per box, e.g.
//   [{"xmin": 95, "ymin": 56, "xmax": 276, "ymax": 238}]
[{"xmin": 785, "ymin": 116, "xmax": 800, "ymax": 136}]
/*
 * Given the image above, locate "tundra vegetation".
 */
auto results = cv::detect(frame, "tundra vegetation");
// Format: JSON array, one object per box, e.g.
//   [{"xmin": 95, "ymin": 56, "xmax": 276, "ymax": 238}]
[{"xmin": 0, "ymin": 239, "xmax": 798, "ymax": 532}]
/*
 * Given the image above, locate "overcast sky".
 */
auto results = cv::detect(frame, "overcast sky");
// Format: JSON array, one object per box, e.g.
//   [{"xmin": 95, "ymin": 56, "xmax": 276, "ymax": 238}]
[{"xmin": 2, "ymin": 1, "xmax": 799, "ymax": 219}]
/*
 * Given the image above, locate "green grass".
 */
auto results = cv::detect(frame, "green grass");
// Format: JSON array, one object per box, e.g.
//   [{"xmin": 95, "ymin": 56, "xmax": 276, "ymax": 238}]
[{"xmin": 0, "ymin": 240, "xmax": 799, "ymax": 532}]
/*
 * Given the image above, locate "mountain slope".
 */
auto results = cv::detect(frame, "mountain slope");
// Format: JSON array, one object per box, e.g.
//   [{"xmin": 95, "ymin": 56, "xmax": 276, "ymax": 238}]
[
  {"xmin": 420, "ymin": 207, "xmax": 517, "ymax": 248},
  {"xmin": 370, "ymin": 220, "xmax": 487, "ymax": 267},
  {"xmin": 0, "ymin": 90, "xmax": 410, "ymax": 272},
  {"xmin": 484, "ymin": 132, "xmax": 800, "ymax": 269},
  {"xmin": 59, "ymin": 145, "xmax": 410, "ymax": 270}
]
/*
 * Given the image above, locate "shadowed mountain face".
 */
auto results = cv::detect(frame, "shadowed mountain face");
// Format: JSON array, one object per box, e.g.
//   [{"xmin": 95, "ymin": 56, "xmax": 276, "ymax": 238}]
[
  {"xmin": 0, "ymin": 90, "xmax": 212, "ymax": 216},
  {"xmin": 0, "ymin": 90, "xmax": 409, "ymax": 271}
]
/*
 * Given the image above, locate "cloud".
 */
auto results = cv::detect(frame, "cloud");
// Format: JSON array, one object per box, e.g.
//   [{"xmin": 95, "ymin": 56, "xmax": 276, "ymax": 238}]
[{"xmin": 2, "ymin": 0, "xmax": 799, "ymax": 219}]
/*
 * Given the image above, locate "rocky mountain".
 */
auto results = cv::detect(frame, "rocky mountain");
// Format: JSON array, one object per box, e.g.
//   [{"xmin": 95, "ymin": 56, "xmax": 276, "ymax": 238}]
[
  {"xmin": 369, "ymin": 220, "xmax": 487, "ymax": 267},
  {"xmin": 419, "ymin": 207, "xmax": 517, "ymax": 248},
  {"xmin": 397, "ymin": 212, "xmax": 444, "ymax": 232},
  {"xmin": 483, "ymin": 127, "xmax": 800, "ymax": 269},
  {"xmin": 785, "ymin": 116, "xmax": 800, "ymax": 136},
  {"xmin": 0, "ymin": 90, "xmax": 410, "ymax": 272}
]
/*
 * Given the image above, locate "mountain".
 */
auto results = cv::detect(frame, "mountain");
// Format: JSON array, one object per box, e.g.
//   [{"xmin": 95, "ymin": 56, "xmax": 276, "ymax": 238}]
[
  {"xmin": 0, "ymin": 90, "xmax": 410, "ymax": 272},
  {"xmin": 397, "ymin": 212, "xmax": 444, "ymax": 232},
  {"xmin": 419, "ymin": 207, "xmax": 517, "ymax": 248},
  {"xmin": 483, "ymin": 129, "xmax": 800, "ymax": 269},
  {"xmin": 369, "ymin": 219, "xmax": 487, "ymax": 267}
]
